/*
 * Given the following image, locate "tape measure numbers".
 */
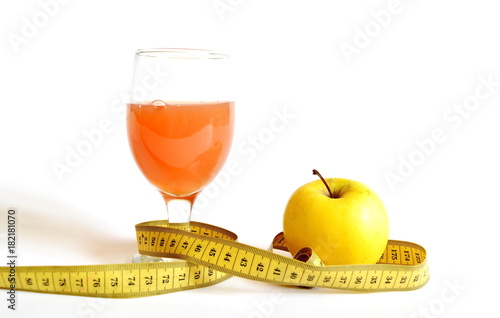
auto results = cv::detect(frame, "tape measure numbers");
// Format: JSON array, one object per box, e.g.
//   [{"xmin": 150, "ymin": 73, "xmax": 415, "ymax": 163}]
[{"xmin": 0, "ymin": 221, "xmax": 429, "ymax": 298}]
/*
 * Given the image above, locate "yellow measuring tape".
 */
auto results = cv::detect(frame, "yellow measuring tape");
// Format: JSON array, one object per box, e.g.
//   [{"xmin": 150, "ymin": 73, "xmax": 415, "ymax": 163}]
[{"xmin": 0, "ymin": 221, "xmax": 429, "ymax": 298}]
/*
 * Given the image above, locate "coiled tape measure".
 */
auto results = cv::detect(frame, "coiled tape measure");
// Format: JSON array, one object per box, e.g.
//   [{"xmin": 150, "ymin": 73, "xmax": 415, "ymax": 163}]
[{"xmin": 0, "ymin": 220, "xmax": 429, "ymax": 298}]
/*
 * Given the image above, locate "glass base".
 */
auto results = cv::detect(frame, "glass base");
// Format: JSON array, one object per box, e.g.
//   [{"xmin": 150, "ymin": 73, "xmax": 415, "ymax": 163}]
[{"xmin": 132, "ymin": 253, "xmax": 178, "ymax": 263}]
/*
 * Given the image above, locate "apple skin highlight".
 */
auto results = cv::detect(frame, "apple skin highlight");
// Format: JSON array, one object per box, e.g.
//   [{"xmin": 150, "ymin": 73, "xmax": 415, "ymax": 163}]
[{"xmin": 283, "ymin": 177, "xmax": 389, "ymax": 265}]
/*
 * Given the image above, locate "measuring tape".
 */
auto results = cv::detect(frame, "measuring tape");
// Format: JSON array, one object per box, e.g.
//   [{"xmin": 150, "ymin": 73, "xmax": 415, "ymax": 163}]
[{"xmin": 0, "ymin": 220, "xmax": 429, "ymax": 298}]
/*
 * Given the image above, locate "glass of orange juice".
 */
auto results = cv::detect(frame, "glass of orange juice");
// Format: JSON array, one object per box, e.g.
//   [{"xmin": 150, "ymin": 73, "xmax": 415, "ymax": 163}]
[{"xmin": 127, "ymin": 48, "xmax": 235, "ymax": 262}]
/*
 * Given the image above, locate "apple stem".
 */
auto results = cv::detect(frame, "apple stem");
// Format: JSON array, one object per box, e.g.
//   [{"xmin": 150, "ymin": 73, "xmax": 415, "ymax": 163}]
[{"xmin": 312, "ymin": 169, "xmax": 335, "ymax": 199}]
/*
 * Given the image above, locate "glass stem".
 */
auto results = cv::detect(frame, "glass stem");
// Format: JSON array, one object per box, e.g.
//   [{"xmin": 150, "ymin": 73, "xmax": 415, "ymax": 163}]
[{"xmin": 160, "ymin": 192, "xmax": 199, "ymax": 231}]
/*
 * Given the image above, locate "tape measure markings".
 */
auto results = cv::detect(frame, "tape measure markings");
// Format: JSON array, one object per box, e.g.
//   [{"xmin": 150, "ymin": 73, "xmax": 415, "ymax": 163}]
[
  {"xmin": 0, "ymin": 221, "xmax": 429, "ymax": 297},
  {"xmin": 135, "ymin": 222, "xmax": 428, "ymax": 288},
  {"xmin": 138, "ymin": 223, "xmax": 428, "ymax": 291}
]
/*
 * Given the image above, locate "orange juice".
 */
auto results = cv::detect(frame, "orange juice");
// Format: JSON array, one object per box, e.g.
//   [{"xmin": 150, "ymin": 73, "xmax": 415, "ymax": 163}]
[{"xmin": 127, "ymin": 100, "xmax": 234, "ymax": 197}]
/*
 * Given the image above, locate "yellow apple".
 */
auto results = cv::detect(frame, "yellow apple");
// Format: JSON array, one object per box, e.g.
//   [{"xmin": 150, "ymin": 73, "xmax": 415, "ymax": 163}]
[{"xmin": 283, "ymin": 170, "xmax": 389, "ymax": 265}]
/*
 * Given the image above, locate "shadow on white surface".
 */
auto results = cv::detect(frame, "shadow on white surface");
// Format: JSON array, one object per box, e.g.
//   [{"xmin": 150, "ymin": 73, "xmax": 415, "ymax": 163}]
[{"xmin": 0, "ymin": 186, "xmax": 137, "ymax": 266}]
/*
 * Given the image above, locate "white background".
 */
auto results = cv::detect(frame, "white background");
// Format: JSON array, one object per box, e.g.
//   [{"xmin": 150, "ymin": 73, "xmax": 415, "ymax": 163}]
[{"xmin": 1, "ymin": 0, "xmax": 499, "ymax": 317}]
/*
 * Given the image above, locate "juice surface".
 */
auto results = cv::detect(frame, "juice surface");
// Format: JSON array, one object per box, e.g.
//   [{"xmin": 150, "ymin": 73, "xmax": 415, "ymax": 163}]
[{"xmin": 127, "ymin": 100, "xmax": 234, "ymax": 197}]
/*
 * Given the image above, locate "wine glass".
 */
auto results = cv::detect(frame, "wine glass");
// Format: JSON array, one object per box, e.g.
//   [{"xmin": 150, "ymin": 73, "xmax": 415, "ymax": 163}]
[{"xmin": 127, "ymin": 48, "xmax": 235, "ymax": 262}]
